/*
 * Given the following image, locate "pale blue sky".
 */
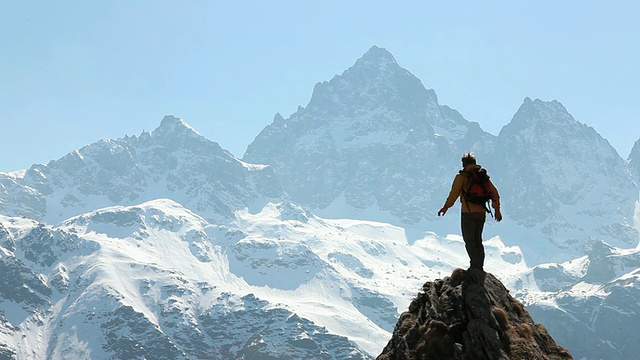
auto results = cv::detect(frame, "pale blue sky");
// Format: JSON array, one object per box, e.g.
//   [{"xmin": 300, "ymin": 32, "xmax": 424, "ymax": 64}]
[{"xmin": 2, "ymin": 1, "xmax": 639, "ymax": 172}]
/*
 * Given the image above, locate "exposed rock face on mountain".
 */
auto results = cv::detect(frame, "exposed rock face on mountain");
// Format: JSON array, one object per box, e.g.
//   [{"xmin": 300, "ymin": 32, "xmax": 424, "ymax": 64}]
[
  {"xmin": 378, "ymin": 268, "xmax": 572, "ymax": 360},
  {"xmin": 522, "ymin": 240, "xmax": 640, "ymax": 360},
  {"xmin": 629, "ymin": 138, "xmax": 640, "ymax": 181},
  {"xmin": 491, "ymin": 98, "xmax": 638, "ymax": 253},
  {"xmin": 244, "ymin": 45, "xmax": 493, "ymax": 223},
  {"xmin": 0, "ymin": 116, "xmax": 280, "ymax": 224}
]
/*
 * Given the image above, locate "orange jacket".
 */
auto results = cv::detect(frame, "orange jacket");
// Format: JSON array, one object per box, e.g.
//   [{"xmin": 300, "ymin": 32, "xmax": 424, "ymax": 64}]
[{"xmin": 442, "ymin": 165, "xmax": 500, "ymax": 213}]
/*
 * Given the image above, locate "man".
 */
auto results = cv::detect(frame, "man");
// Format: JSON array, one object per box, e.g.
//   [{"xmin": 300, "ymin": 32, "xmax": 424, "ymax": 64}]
[{"xmin": 438, "ymin": 153, "xmax": 502, "ymax": 271}]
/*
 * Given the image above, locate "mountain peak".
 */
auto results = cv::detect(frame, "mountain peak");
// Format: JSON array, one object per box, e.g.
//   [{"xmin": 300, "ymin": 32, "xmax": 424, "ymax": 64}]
[
  {"xmin": 629, "ymin": 138, "xmax": 640, "ymax": 162},
  {"xmin": 356, "ymin": 45, "xmax": 398, "ymax": 67},
  {"xmin": 378, "ymin": 268, "xmax": 572, "ymax": 359},
  {"xmin": 501, "ymin": 98, "xmax": 576, "ymax": 135},
  {"xmin": 520, "ymin": 97, "xmax": 565, "ymax": 111},
  {"xmin": 303, "ymin": 45, "xmax": 431, "ymax": 114},
  {"xmin": 344, "ymin": 45, "xmax": 401, "ymax": 78},
  {"xmin": 160, "ymin": 114, "xmax": 183, "ymax": 126},
  {"xmin": 151, "ymin": 115, "xmax": 204, "ymax": 141},
  {"xmin": 273, "ymin": 112, "xmax": 285, "ymax": 125},
  {"xmin": 151, "ymin": 115, "xmax": 209, "ymax": 142}
]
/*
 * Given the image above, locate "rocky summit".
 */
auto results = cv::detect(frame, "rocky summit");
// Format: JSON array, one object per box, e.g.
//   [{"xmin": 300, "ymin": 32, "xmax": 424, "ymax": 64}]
[{"xmin": 378, "ymin": 268, "xmax": 572, "ymax": 360}]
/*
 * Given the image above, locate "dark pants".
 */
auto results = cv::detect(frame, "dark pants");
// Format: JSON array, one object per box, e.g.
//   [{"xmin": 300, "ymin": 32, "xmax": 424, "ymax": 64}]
[{"xmin": 461, "ymin": 212, "xmax": 486, "ymax": 270}]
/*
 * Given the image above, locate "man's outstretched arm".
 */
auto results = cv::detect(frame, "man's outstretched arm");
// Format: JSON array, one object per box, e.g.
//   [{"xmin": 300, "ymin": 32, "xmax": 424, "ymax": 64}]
[
  {"xmin": 488, "ymin": 180, "xmax": 502, "ymax": 222},
  {"xmin": 438, "ymin": 175, "xmax": 463, "ymax": 216}
]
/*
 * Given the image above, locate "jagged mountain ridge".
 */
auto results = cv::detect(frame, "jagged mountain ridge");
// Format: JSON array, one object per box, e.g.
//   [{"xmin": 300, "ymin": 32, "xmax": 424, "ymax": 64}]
[
  {"xmin": 0, "ymin": 116, "xmax": 281, "ymax": 225},
  {"xmin": 489, "ymin": 98, "xmax": 638, "ymax": 255},
  {"xmin": 245, "ymin": 46, "xmax": 638, "ymax": 259},
  {"xmin": 244, "ymin": 45, "xmax": 494, "ymax": 224}
]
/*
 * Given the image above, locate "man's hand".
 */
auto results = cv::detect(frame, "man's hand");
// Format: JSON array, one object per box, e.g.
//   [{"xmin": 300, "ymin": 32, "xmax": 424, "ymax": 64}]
[
  {"xmin": 438, "ymin": 207, "xmax": 447, "ymax": 216},
  {"xmin": 495, "ymin": 209, "xmax": 503, "ymax": 222}
]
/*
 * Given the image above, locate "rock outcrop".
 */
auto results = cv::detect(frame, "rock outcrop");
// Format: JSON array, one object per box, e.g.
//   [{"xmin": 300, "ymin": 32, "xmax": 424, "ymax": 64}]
[{"xmin": 378, "ymin": 268, "xmax": 572, "ymax": 360}]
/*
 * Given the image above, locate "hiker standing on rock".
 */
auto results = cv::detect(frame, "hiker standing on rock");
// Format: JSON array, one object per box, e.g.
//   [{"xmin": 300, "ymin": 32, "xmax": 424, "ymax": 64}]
[{"xmin": 438, "ymin": 153, "xmax": 502, "ymax": 271}]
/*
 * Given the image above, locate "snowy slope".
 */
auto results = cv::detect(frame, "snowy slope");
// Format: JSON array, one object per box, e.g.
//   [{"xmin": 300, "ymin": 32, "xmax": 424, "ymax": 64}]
[
  {"xmin": 517, "ymin": 241, "xmax": 640, "ymax": 360},
  {"xmin": 0, "ymin": 200, "xmax": 527, "ymax": 358}
]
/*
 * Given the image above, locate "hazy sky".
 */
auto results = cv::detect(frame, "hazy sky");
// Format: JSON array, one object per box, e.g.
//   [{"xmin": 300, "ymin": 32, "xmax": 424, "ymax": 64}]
[{"xmin": 2, "ymin": 1, "xmax": 639, "ymax": 172}]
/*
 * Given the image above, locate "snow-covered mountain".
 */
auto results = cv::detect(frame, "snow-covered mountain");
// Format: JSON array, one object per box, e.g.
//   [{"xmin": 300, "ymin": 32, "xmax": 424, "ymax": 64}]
[
  {"xmin": 244, "ymin": 46, "xmax": 494, "ymax": 224},
  {"xmin": 244, "ymin": 46, "xmax": 638, "ymax": 262},
  {"xmin": 520, "ymin": 241, "xmax": 640, "ymax": 360},
  {"xmin": 490, "ymin": 98, "xmax": 638, "ymax": 257},
  {"xmin": 0, "ymin": 200, "xmax": 525, "ymax": 359},
  {"xmin": 0, "ymin": 116, "xmax": 281, "ymax": 225}
]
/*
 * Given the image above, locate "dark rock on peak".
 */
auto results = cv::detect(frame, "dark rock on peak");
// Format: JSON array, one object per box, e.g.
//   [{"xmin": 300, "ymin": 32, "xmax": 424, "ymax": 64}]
[
  {"xmin": 630, "ymin": 138, "xmax": 640, "ymax": 161},
  {"xmin": 629, "ymin": 138, "xmax": 640, "ymax": 179},
  {"xmin": 357, "ymin": 45, "xmax": 398, "ymax": 66},
  {"xmin": 303, "ymin": 45, "xmax": 433, "ymax": 117},
  {"xmin": 500, "ymin": 98, "xmax": 575, "ymax": 136},
  {"xmin": 160, "ymin": 114, "xmax": 183, "ymax": 126},
  {"xmin": 152, "ymin": 115, "xmax": 208, "ymax": 145},
  {"xmin": 273, "ymin": 112, "xmax": 285, "ymax": 125},
  {"xmin": 378, "ymin": 268, "xmax": 572, "ymax": 360},
  {"xmin": 155, "ymin": 115, "xmax": 194, "ymax": 134}
]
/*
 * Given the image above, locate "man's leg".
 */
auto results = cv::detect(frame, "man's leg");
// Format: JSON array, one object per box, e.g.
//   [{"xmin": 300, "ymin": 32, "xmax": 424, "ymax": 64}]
[
  {"xmin": 461, "ymin": 212, "xmax": 486, "ymax": 270},
  {"xmin": 473, "ymin": 212, "xmax": 486, "ymax": 269}
]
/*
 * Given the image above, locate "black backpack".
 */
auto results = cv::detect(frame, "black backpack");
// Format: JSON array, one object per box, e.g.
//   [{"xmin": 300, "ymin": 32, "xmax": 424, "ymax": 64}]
[{"xmin": 461, "ymin": 168, "xmax": 492, "ymax": 214}]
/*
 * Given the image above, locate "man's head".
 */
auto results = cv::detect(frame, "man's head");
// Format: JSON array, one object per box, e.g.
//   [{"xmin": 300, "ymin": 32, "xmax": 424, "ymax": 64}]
[{"xmin": 461, "ymin": 153, "xmax": 477, "ymax": 168}]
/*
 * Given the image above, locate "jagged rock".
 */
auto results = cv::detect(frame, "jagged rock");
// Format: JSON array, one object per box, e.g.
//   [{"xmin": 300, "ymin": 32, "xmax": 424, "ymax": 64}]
[
  {"xmin": 629, "ymin": 137, "xmax": 640, "ymax": 180},
  {"xmin": 378, "ymin": 268, "xmax": 572, "ymax": 360},
  {"xmin": 0, "ymin": 223, "xmax": 15, "ymax": 252},
  {"xmin": 0, "ymin": 247, "xmax": 51, "ymax": 308}
]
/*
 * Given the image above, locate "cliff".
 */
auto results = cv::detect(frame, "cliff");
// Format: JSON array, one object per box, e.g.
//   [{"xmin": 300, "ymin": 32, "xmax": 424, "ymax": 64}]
[{"xmin": 378, "ymin": 268, "xmax": 573, "ymax": 359}]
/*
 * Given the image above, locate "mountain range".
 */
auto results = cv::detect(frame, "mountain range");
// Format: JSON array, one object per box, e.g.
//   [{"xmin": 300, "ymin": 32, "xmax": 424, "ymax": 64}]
[
  {"xmin": 1, "ymin": 45, "xmax": 639, "ymax": 359},
  {"xmin": 244, "ymin": 46, "xmax": 638, "ymax": 262},
  {"xmin": 0, "ymin": 116, "xmax": 280, "ymax": 225}
]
